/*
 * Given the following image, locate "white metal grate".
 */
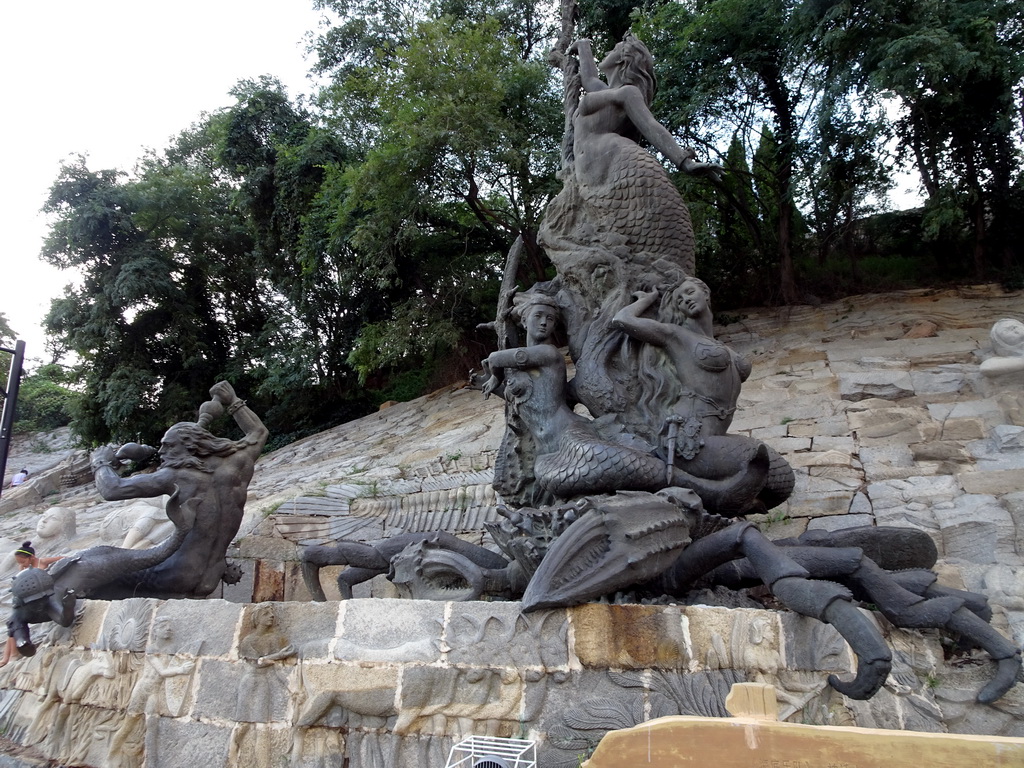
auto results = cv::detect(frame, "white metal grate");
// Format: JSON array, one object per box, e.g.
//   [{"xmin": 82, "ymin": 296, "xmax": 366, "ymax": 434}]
[{"xmin": 444, "ymin": 735, "xmax": 537, "ymax": 768}]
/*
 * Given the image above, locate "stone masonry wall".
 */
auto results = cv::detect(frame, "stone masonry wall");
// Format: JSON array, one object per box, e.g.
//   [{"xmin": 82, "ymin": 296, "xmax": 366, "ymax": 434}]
[{"xmin": 0, "ymin": 594, "xmax": 1004, "ymax": 768}]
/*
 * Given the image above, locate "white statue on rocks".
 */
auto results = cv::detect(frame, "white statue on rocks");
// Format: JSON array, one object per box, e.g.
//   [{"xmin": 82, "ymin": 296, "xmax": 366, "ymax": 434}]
[
  {"xmin": 981, "ymin": 318, "xmax": 1024, "ymax": 378},
  {"xmin": 99, "ymin": 497, "xmax": 173, "ymax": 550}
]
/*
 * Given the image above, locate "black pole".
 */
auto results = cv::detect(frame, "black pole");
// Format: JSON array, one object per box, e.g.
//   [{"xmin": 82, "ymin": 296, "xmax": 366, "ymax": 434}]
[{"xmin": 0, "ymin": 340, "xmax": 26, "ymax": 501}]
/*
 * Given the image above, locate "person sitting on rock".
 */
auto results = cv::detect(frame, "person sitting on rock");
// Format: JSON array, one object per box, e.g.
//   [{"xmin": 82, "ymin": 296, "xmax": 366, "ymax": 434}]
[{"xmin": 9, "ymin": 469, "xmax": 28, "ymax": 488}]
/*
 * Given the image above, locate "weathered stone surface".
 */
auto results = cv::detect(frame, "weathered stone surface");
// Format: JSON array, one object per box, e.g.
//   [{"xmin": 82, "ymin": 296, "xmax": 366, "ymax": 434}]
[
  {"xmin": 910, "ymin": 368, "xmax": 970, "ymax": 396},
  {"xmin": 396, "ymin": 665, "xmax": 523, "ymax": 736},
  {"xmin": 151, "ymin": 599, "xmax": 243, "ymax": 657},
  {"xmin": 294, "ymin": 664, "xmax": 399, "ymax": 727},
  {"xmin": 806, "ymin": 513, "xmax": 875, "ymax": 531},
  {"xmin": 910, "ymin": 441, "xmax": 972, "ymax": 464},
  {"xmin": 571, "ymin": 604, "xmax": 690, "ymax": 669},
  {"xmin": 958, "ymin": 468, "xmax": 1024, "ymax": 496},
  {"xmin": 251, "ymin": 601, "xmax": 338, "ymax": 659},
  {"xmin": 193, "ymin": 659, "xmax": 291, "ymax": 723},
  {"xmin": 335, "ymin": 599, "xmax": 445, "ymax": 663},
  {"xmin": 932, "ymin": 495, "xmax": 1017, "ymax": 564},
  {"xmin": 848, "ymin": 402, "xmax": 935, "ymax": 442},
  {"xmin": 446, "ymin": 601, "xmax": 569, "ymax": 669},
  {"xmin": 152, "ymin": 717, "xmax": 232, "ymax": 768},
  {"xmin": 839, "ymin": 371, "xmax": 916, "ymax": 402},
  {"xmin": 98, "ymin": 599, "xmax": 154, "ymax": 652}
]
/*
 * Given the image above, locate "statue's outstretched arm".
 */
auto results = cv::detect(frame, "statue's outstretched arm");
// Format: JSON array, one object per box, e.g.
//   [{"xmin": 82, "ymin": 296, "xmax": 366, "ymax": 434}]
[
  {"xmin": 567, "ymin": 39, "xmax": 606, "ymax": 92},
  {"xmin": 487, "ymin": 344, "xmax": 562, "ymax": 371},
  {"xmin": 91, "ymin": 448, "xmax": 176, "ymax": 501}
]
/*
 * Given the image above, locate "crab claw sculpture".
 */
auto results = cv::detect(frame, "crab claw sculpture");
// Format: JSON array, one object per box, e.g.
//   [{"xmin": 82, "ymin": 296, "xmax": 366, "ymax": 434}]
[
  {"xmin": 517, "ymin": 488, "xmax": 1021, "ymax": 703},
  {"xmin": 521, "ymin": 489, "xmax": 699, "ymax": 611}
]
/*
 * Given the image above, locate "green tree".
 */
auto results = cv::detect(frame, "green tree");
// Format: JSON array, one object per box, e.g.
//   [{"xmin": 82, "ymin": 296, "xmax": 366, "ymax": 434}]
[
  {"xmin": 813, "ymin": 0, "xmax": 1024, "ymax": 277},
  {"xmin": 637, "ymin": 0, "xmax": 823, "ymax": 304},
  {"xmin": 13, "ymin": 364, "xmax": 78, "ymax": 434},
  {"xmin": 41, "ymin": 140, "xmax": 273, "ymax": 444},
  {"xmin": 309, "ymin": 2, "xmax": 562, "ymax": 381}
]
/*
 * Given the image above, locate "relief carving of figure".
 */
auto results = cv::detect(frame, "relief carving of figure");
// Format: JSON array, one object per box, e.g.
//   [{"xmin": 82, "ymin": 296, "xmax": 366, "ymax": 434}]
[{"xmin": 106, "ymin": 616, "xmax": 197, "ymax": 768}]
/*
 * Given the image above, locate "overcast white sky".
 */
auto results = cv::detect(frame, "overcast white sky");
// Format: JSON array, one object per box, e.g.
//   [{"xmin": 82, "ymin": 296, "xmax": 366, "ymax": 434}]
[{"xmin": 0, "ymin": 1, "xmax": 325, "ymax": 364}]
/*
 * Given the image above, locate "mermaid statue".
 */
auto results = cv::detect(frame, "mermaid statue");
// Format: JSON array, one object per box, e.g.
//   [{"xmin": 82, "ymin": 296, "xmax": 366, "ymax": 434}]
[{"xmin": 481, "ymin": 291, "xmax": 773, "ymax": 513}]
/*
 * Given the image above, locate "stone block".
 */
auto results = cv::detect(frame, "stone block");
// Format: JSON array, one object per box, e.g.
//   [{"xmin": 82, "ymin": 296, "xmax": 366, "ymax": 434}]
[
  {"xmin": 786, "ymin": 415, "xmax": 851, "ymax": 439},
  {"xmin": 784, "ymin": 492, "xmax": 852, "ymax": 520},
  {"xmin": 789, "ymin": 377, "xmax": 839, "ymax": 396},
  {"xmin": 682, "ymin": 606, "xmax": 780, "ymax": 673},
  {"xmin": 241, "ymin": 601, "xmax": 338, "ymax": 660},
  {"xmin": 748, "ymin": 424, "xmax": 789, "ymax": 441},
  {"xmin": 151, "ymin": 599, "xmax": 243, "ymax": 658},
  {"xmin": 238, "ymin": 535, "xmax": 299, "ymax": 561},
  {"xmin": 335, "ymin": 599, "xmax": 444, "ymax": 663},
  {"xmin": 68, "ymin": 599, "xmax": 109, "ymax": 649},
  {"xmin": 933, "ymin": 495, "xmax": 1017, "ymax": 564},
  {"xmin": 446, "ymin": 601, "xmax": 569, "ymax": 669},
  {"xmin": 768, "ymin": 437, "xmax": 813, "ymax": 455},
  {"xmin": 937, "ymin": 419, "xmax": 987, "ymax": 441},
  {"xmin": 396, "ymin": 665, "xmax": 523, "ymax": 736},
  {"xmin": 859, "ymin": 445, "xmax": 917, "ymax": 482},
  {"xmin": 848, "ymin": 404, "xmax": 935, "ymax": 442},
  {"xmin": 806, "ymin": 513, "xmax": 875, "ymax": 532},
  {"xmin": 810, "ymin": 435, "xmax": 856, "ymax": 452},
  {"xmin": 909, "ymin": 370, "xmax": 969, "ymax": 397},
  {"xmin": 839, "ymin": 371, "xmax": 915, "ymax": 402},
  {"xmin": 780, "ymin": 612, "xmax": 853, "ymax": 674},
  {"xmin": 570, "ymin": 604, "xmax": 690, "ymax": 669},
  {"xmin": 759, "ymin": 515, "xmax": 808, "ymax": 540},
  {"xmin": 787, "ymin": 449, "xmax": 859, "ymax": 470},
  {"xmin": 99, "ymin": 599, "xmax": 158, "ymax": 652},
  {"xmin": 193, "ymin": 658, "xmax": 292, "ymax": 723},
  {"xmin": 849, "ymin": 491, "xmax": 873, "ymax": 516},
  {"xmin": 533, "ymin": 668, "xmax": 650, "ymax": 763},
  {"xmin": 152, "ymin": 716, "xmax": 232, "ymax": 768},
  {"xmin": 294, "ymin": 663, "xmax": 398, "ymax": 728},
  {"xmin": 910, "ymin": 441, "xmax": 972, "ymax": 464},
  {"xmin": 958, "ymin": 468, "xmax": 1024, "ymax": 496}
]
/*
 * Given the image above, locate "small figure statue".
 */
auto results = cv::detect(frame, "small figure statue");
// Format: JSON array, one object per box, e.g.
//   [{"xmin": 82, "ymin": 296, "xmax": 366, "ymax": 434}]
[
  {"xmin": 88, "ymin": 381, "xmax": 268, "ymax": 598},
  {"xmin": 981, "ymin": 318, "xmax": 1024, "ymax": 378}
]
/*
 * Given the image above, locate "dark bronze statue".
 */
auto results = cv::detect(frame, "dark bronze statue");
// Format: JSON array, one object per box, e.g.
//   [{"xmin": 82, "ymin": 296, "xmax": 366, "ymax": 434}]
[
  {"xmin": 4, "ymin": 382, "xmax": 265, "ymax": 657},
  {"xmin": 300, "ymin": 33, "xmax": 1020, "ymax": 705},
  {"xmin": 87, "ymin": 381, "xmax": 267, "ymax": 599}
]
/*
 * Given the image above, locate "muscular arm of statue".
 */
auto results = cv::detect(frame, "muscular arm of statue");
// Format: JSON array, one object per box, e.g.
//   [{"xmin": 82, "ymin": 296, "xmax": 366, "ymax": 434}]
[
  {"xmin": 210, "ymin": 380, "xmax": 269, "ymax": 454},
  {"xmin": 91, "ymin": 446, "xmax": 176, "ymax": 502}
]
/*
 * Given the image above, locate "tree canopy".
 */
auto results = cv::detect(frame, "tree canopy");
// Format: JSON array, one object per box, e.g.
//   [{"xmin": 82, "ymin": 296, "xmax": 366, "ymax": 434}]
[{"xmin": 37, "ymin": 0, "xmax": 1024, "ymax": 447}]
